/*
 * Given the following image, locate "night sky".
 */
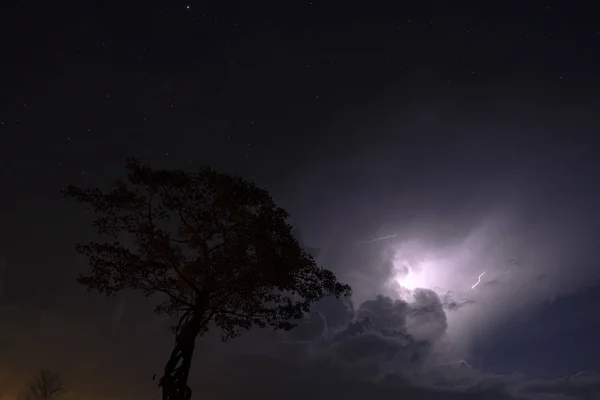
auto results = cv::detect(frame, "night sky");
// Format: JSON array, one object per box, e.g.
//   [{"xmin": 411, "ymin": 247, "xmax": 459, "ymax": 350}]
[{"xmin": 3, "ymin": 1, "xmax": 600, "ymax": 399}]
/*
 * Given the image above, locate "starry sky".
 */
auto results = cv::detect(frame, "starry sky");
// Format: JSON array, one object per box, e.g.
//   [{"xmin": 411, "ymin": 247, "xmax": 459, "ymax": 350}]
[{"xmin": 3, "ymin": 1, "xmax": 600, "ymax": 399}]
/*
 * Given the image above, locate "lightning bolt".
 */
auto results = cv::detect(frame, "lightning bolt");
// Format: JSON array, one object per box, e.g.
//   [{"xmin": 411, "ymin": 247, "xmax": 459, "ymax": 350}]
[
  {"xmin": 358, "ymin": 234, "xmax": 397, "ymax": 244},
  {"xmin": 471, "ymin": 271, "xmax": 486, "ymax": 289}
]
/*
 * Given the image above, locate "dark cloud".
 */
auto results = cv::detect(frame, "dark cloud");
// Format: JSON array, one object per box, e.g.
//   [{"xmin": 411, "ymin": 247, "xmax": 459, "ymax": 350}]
[
  {"xmin": 221, "ymin": 294, "xmax": 600, "ymax": 400},
  {"xmin": 516, "ymin": 372, "xmax": 600, "ymax": 399},
  {"xmin": 202, "ymin": 353, "xmax": 519, "ymax": 400},
  {"xmin": 355, "ymin": 295, "xmax": 409, "ymax": 331},
  {"xmin": 313, "ymin": 295, "xmax": 355, "ymax": 331},
  {"xmin": 408, "ymin": 289, "xmax": 448, "ymax": 341},
  {"xmin": 440, "ymin": 291, "xmax": 475, "ymax": 311}
]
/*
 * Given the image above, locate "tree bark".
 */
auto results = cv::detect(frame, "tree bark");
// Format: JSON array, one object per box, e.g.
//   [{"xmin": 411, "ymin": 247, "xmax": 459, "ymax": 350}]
[{"xmin": 159, "ymin": 313, "xmax": 202, "ymax": 400}]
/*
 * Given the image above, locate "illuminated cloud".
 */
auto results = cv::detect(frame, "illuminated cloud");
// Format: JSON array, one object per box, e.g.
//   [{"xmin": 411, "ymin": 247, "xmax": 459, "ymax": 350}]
[{"xmin": 203, "ymin": 293, "xmax": 600, "ymax": 400}]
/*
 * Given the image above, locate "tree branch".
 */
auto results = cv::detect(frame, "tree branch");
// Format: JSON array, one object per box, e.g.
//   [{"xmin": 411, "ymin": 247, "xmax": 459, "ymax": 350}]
[
  {"xmin": 169, "ymin": 238, "xmax": 190, "ymax": 244},
  {"xmin": 147, "ymin": 279, "xmax": 195, "ymax": 309},
  {"xmin": 147, "ymin": 191, "xmax": 155, "ymax": 226},
  {"xmin": 178, "ymin": 208, "xmax": 211, "ymax": 260},
  {"xmin": 219, "ymin": 310, "xmax": 269, "ymax": 320}
]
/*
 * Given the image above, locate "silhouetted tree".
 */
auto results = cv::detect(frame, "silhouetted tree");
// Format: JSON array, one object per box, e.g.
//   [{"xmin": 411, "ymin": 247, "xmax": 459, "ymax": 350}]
[
  {"xmin": 25, "ymin": 369, "xmax": 65, "ymax": 400},
  {"xmin": 62, "ymin": 158, "xmax": 352, "ymax": 400}
]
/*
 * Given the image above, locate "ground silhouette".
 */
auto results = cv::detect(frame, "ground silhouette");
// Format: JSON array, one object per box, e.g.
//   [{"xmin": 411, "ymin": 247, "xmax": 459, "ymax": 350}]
[{"xmin": 62, "ymin": 158, "xmax": 352, "ymax": 400}]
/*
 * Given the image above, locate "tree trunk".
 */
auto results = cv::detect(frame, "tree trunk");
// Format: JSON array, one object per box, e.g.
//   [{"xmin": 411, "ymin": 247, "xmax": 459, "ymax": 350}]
[{"xmin": 159, "ymin": 313, "xmax": 202, "ymax": 400}]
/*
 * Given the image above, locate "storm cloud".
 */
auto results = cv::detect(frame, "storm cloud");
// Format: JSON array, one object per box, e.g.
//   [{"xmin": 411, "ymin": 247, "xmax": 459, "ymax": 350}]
[{"xmin": 200, "ymin": 291, "xmax": 600, "ymax": 400}]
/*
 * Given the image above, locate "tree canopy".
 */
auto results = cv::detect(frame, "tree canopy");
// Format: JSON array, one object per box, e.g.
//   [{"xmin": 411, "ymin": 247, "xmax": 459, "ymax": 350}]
[{"xmin": 62, "ymin": 158, "xmax": 351, "ymax": 400}]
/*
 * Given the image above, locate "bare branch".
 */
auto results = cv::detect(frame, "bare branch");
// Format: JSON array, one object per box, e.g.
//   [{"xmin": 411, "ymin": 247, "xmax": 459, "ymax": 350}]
[{"xmin": 26, "ymin": 369, "xmax": 65, "ymax": 400}]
